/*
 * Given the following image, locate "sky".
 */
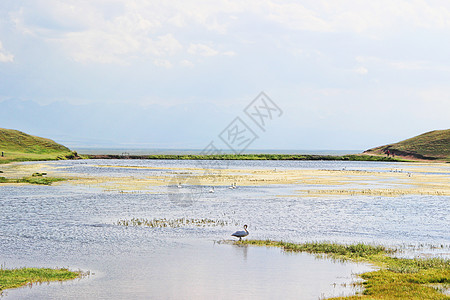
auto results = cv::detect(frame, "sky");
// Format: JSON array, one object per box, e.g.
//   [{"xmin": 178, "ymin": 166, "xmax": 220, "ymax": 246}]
[{"xmin": 0, "ymin": 0, "xmax": 449, "ymax": 151}]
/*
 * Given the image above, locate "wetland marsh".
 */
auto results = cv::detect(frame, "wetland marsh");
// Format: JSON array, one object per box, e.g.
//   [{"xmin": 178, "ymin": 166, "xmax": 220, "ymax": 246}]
[{"xmin": 0, "ymin": 159, "xmax": 449, "ymax": 299}]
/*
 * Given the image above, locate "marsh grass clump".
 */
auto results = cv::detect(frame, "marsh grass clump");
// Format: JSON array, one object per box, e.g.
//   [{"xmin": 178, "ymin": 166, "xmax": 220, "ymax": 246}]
[
  {"xmin": 357, "ymin": 258, "xmax": 450, "ymax": 300},
  {"xmin": 240, "ymin": 240, "xmax": 389, "ymax": 260},
  {"xmin": 284, "ymin": 242, "xmax": 388, "ymax": 259},
  {"xmin": 19, "ymin": 176, "xmax": 65, "ymax": 185},
  {"xmin": 116, "ymin": 217, "xmax": 233, "ymax": 228},
  {"xmin": 238, "ymin": 240, "xmax": 450, "ymax": 299},
  {"xmin": 0, "ymin": 267, "xmax": 80, "ymax": 292},
  {"xmin": 32, "ymin": 172, "xmax": 47, "ymax": 177},
  {"xmin": 386, "ymin": 257, "xmax": 450, "ymax": 274},
  {"xmin": 0, "ymin": 174, "xmax": 65, "ymax": 185}
]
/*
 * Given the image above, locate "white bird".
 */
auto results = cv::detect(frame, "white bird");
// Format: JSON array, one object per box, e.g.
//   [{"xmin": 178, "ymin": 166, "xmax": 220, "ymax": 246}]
[
  {"xmin": 177, "ymin": 183, "xmax": 182, "ymax": 188},
  {"xmin": 231, "ymin": 225, "xmax": 249, "ymax": 241},
  {"xmin": 209, "ymin": 187, "xmax": 215, "ymax": 193}
]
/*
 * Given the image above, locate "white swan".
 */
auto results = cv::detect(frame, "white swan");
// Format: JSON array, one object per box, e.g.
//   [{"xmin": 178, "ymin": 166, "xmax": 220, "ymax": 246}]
[{"xmin": 231, "ymin": 225, "xmax": 249, "ymax": 241}]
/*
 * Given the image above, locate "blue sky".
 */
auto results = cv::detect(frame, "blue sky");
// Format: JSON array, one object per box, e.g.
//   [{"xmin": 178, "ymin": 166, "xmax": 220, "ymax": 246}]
[{"xmin": 0, "ymin": 1, "xmax": 449, "ymax": 151}]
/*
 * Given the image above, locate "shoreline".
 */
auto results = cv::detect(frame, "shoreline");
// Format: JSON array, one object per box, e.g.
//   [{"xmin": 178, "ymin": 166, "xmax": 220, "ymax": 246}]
[
  {"xmin": 81, "ymin": 153, "xmax": 416, "ymax": 162},
  {"xmin": 2, "ymin": 152, "xmax": 448, "ymax": 165},
  {"xmin": 0, "ymin": 267, "xmax": 82, "ymax": 294}
]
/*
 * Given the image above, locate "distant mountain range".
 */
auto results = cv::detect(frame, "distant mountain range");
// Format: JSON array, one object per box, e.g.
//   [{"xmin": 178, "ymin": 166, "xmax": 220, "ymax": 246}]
[
  {"xmin": 1, "ymin": 98, "xmax": 448, "ymax": 153},
  {"xmin": 3, "ymin": 98, "xmax": 437, "ymax": 151},
  {"xmin": 0, "ymin": 98, "xmax": 232, "ymax": 149}
]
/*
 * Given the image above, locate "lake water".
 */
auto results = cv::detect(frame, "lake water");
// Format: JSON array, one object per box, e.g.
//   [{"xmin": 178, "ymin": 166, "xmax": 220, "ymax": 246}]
[{"xmin": 0, "ymin": 160, "xmax": 449, "ymax": 299}]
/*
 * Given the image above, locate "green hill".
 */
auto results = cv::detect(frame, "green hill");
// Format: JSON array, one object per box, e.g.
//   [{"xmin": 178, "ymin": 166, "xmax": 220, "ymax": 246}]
[
  {"xmin": 364, "ymin": 129, "xmax": 450, "ymax": 161},
  {"xmin": 0, "ymin": 128, "xmax": 75, "ymax": 164}
]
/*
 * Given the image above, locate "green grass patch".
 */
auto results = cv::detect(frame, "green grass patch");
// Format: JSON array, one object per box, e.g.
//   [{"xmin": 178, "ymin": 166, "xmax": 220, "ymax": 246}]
[
  {"xmin": 0, "ymin": 152, "xmax": 76, "ymax": 165},
  {"xmin": 85, "ymin": 153, "xmax": 408, "ymax": 162},
  {"xmin": 0, "ymin": 267, "xmax": 80, "ymax": 292},
  {"xmin": 241, "ymin": 240, "xmax": 389, "ymax": 260},
  {"xmin": 32, "ymin": 172, "xmax": 47, "ymax": 177},
  {"xmin": 0, "ymin": 175, "xmax": 65, "ymax": 185},
  {"xmin": 238, "ymin": 240, "xmax": 450, "ymax": 299}
]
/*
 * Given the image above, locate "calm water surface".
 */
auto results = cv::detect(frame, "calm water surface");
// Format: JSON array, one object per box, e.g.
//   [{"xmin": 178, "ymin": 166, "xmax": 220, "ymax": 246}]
[{"xmin": 0, "ymin": 160, "xmax": 449, "ymax": 299}]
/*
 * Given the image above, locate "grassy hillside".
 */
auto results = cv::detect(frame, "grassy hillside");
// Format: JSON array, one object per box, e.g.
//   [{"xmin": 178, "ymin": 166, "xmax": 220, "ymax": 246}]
[
  {"xmin": 364, "ymin": 129, "xmax": 450, "ymax": 161},
  {"xmin": 0, "ymin": 128, "xmax": 75, "ymax": 164}
]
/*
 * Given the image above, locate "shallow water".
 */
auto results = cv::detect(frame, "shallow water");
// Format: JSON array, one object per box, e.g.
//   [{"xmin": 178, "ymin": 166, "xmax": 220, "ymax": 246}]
[
  {"xmin": 1, "ymin": 240, "xmax": 371, "ymax": 299},
  {"xmin": 0, "ymin": 160, "xmax": 449, "ymax": 299}
]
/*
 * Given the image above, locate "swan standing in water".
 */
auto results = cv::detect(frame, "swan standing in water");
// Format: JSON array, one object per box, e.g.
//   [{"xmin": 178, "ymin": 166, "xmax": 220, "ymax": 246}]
[
  {"xmin": 229, "ymin": 183, "xmax": 237, "ymax": 189},
  {"xmin": 232, "ymin": 225, "xmax": 249, "ymax": 241}
]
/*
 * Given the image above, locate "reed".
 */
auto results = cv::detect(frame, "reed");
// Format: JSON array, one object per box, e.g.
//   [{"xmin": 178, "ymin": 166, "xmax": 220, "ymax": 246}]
[{"xmin": 116, "ymin": 217, "xmax": 236, "ymax": 228}]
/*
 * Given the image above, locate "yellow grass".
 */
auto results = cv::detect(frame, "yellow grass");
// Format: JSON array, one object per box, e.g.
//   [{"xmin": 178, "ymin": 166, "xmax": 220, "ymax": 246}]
[{"xmin": 2, "ymin": 162, "xmax": 449, "ymax": 197}]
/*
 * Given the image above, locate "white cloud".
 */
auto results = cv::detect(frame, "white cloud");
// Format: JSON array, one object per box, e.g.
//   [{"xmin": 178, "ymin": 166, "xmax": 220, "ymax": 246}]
[
  {"xmin": 0, "ymin": 41, "xmax": 14, "ymax": 63},
  {"xmin": 187, "ymin": 43, "xmax": 237, "ymax": 57},
  {"xmin": 151, "ymin": 34, "xmax": 183, "ymax": 56},
  {"xmin": 7, "ymin": 0, "xmax": 450, "ymax": 65},
  {"xmin": 56, "ymin": 27, "xmax": 182, "ymax": 64},
  {"xmin": 264, "ymin": 1, "xmax": 332, "ymax": 32},
  {"xmin": 188, "ymin": 43, "xmax": 219, "ymax": 56},
  {"xmin": 9, "ymin": 1, "xmax": 183, "ymax": 64}
]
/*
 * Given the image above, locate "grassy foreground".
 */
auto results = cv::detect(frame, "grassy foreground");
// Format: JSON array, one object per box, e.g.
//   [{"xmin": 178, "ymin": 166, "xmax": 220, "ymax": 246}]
[
  {"xmin": 238, "ymin": 240, "xmax": 450, "ymax": 299},
  {"xmin": 0, "ymin": 128, "xmax": 77, "ymax": 164},
  {"xmin": 0, "ymin": 267, "xmax": 80, "ymax": 292}
]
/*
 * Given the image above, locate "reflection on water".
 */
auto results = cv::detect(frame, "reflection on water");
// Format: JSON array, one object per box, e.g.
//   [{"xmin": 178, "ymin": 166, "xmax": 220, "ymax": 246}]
[
  {"xmin": 2, "ymin": 240, "xmax": 373, "ymax": 300},
  {"xmin": 0, "ymin": 160, "xmax": 449, "ymax": 299},
  {"xmin": 234, "ymin": 243, "xmax": 249, "ymax": 260}
]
